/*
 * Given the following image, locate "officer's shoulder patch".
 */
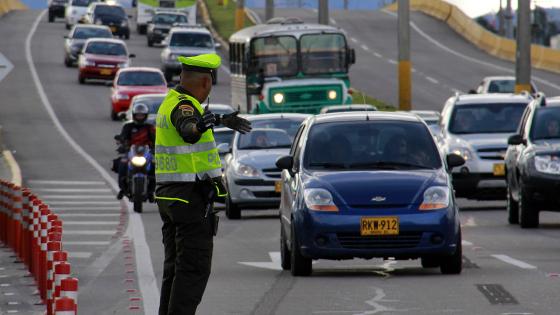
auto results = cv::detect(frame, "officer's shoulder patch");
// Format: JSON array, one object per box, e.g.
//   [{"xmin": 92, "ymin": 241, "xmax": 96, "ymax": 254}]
[{"xmin": 178, "ymin": 104, "xmax": 194, "ymax": 117}]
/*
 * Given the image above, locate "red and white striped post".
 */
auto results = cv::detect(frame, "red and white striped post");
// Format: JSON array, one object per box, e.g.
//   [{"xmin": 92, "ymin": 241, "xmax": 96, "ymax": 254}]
[
  {"xmin": 12, "ymin": 185, "xmax": 23, "ymax": 260},
  {"xmin": 39, "ymin": 206, "xmax": 50, "ymax": 301},
  {"xmin": 60, "ymin": 277, "xmax": 78, "ymax": 314},
  {"xmin": 6, "ymin": 182, "xmax": 14, "ymax": 250},
  {"xmin": 54, "ymin": 296, "xmax": 76, "ymax": 315},
  {"xmin": 46, "ymin": 233, "xmax": 62, "ymax": 315},
  {"xmin": 53, "ymin": 261, "xmax": 71, "ymax": 312},
  {"xmin": 31, "ymin": 199, "xmax": 41, "ymax": 281},
  {"xmin": 0, "ymin": 180, "xmax": 7, "ymax": 245},
  {"xmin": 21, "ymin": 189, "xmax": 32, "ymax": 265}
]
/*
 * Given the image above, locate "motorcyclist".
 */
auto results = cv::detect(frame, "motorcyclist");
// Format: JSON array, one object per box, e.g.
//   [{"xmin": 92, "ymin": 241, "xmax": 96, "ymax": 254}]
[{"xmin": 116, "ymin": 103, "xmax": 156, "ymax": 200}]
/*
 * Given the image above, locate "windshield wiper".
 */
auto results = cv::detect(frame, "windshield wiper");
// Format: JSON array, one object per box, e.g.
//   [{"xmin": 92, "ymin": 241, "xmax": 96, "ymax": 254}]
[
  {"xmin": 348, "ymin": 161, "xmax": 433, "ymax": 170},
  {"xmin": 308, "ymin": 162, "xmax": 348, "ymax": 169}
]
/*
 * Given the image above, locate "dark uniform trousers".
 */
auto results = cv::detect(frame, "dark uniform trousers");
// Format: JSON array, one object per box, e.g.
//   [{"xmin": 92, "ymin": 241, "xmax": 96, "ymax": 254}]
[{"xmin": 156, "ymin": 181, "xmax": 215, "ymax": 315}]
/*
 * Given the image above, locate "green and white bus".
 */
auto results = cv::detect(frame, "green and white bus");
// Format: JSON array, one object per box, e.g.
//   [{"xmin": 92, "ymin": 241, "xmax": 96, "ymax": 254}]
[
  {"xmin": 229, "ymin": 18, "xmax": 356, "ymax": 114},
  {"xmin": 135, "ymin": 0, "xmax": 196, "ymax": 34}
]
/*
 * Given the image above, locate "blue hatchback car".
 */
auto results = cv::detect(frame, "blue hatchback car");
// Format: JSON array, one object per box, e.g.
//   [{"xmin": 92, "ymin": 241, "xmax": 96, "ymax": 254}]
[{"xmin": 276, "ymin": 112, "xmax": 466, "ymax": 276}]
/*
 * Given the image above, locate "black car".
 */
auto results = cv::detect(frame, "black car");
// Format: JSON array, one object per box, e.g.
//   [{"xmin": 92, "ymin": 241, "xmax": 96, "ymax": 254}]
[
  {"xmin": 48, "ymin": 0, "xmax": 68, "ymax": 22},
  {"xmin": 85, "ymin": 3, "xmax": 130, "ymax": 39},
  {"xmin": 146, "ymin": 12, "xmax": 188, "ymax": 47},
  {"xmin": 505, "ymin": 95, "xmax": 560, "ymax": 228}
]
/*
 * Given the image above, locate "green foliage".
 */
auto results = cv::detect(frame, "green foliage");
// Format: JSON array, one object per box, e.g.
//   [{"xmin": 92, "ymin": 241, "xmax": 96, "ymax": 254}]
[
  {"xmin": 351, "ymin": 89, "xmax": 395, "ymax": 111},
  {"xmin": 204, "ymin": 0, "xmax": 254, "ymax": 41}
]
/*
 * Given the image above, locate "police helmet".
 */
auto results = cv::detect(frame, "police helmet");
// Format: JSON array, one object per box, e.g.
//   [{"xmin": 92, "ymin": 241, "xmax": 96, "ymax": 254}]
[{"xmin": 132, "ymin": 103, "xmax": 149, "ymax": 123}]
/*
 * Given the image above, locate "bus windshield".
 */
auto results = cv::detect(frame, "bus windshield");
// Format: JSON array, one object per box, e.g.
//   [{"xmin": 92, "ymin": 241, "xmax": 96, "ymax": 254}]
[
  {"xmin": 252, "ymin": 36, "xmax": 298, "ymax": 77},
  {"xmin": 301, "ymin": 33, "xmax": 347, "ymax": 74}
]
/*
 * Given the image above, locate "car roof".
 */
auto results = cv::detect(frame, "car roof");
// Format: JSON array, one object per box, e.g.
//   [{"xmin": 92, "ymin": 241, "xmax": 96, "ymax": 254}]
[
  {"xmin": 312, "ymin": 111, "xmax": 423, "ymax": 124},
  {"xmin": 92, "ymin": 2, "xmax": 124, "ymax": 8},
  {"xmin": 322, "ymin": 104, "xmax": 376, "ymax": 110},
  {"xmin": 230, "ymin": 22, "xmax": 344, "ymax": 43},
  {"xmin": 84, "ymin": 38, "xmax": 126, "ymax": 45},
  {"xmin": 118, "ymin": 67, "xmax": 163, "ymax": 73},
  {"xmin": 483, "ymin": 76, "xmax": 515, "ymax": 81},
  {"xmin": 73, "ymin": 24, "xmax": 111, "ymax": 30},
  {"xmin": 169, "ymin": 26, "xmax": 211, "ymax": 34},
  {"xmin": 214, "ymin": 127, "xmax": 233, "ymax": 133},
  {"xmin": 247, "ymin": 113, "xmax": 311, "ymax": 121},
  {"xmin": 131, "ymin": 93, "xmax": 166, "ymax": 100},
  {"xmin": 154, "ymin": 10, "xmax": 187, "ymax": 15},
  {"xmin": 454, "ymin": 93, "xmax": 531, "ymax": 105}
]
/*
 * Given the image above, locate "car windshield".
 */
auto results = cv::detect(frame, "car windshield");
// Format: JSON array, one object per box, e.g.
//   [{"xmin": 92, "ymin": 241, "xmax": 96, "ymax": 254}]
[
  {"xmin": 531, "ymin": 107, "xmax": 560, "ymax": 140},
  {"xmin": 250, "ymin": 117, "xmax": 305, "ymax": 140},
  {"xmin": 85, "ymin": 42, "xmax": 126, "ymax": 55},
  {"xmin": 169, "ymin": 33, "xmax": 213, "ymax": 48},
  {"xmin": 94, "ymin": 5, "xmax": 125, "ymax": 17},
  {"xmin": 132, "ymin": 96, "xmax": 165, "ymax": 114},
  {"xmin": 72, "ymin": 0, "xmax": 94, "ymax": 7},
  {"xmin": 252, "ymin": 36, "xmax": 298, "ymax": 77},
  {"xmin": 214, "ymin": 130, "xmax": 234, "ymax": 146},
  {"xmin": 117, "ymin": 71, "xmax": 165, "ymax": 86},
  {"xmin": 304, "ymin": 121, "xmax": 442, "ymax": 170},
  {"xmin": 238, "ymin": 128, "xmax": 292, "ymax": 150},
  {"xmin": 73, "ymin": 27, "xmax": 112, "ymax": 39},
  {"xmin": 449, "ymin": 103, "xmax": 527, "ymax": 134},
  {"xmin": 301, "ymin": 33, "xmax": 347, "ymax": 74},
  {"xmin": 153, "ymin": 14, "xmax": 187, "ymax": 24}
]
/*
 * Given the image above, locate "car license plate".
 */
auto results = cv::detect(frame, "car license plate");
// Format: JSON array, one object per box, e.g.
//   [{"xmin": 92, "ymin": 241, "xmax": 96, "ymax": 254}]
[
  {"xmin": 100, "ymin": 69, "xmax": 112, "ymax": 75},
  {"xmin": 360, "ymin": 217, "xmax": 399, "ymax": 236},
  {"xmin": 493, "ymin": 163, "xmax": 505, "ymax": 176},
  {"xmin": 110, "ymin": 26, "xmax": 117, "ymax": 33},
  {"xmin": 274, "ymin": 181, "xmax": 282, "ymax": 193}
]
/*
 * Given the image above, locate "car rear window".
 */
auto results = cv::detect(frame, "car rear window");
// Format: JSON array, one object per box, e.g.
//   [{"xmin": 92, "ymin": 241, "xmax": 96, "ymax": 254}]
[
  {"xmin": 85, "ymin": 42, "xmax": 126, "ymax": 55},
  {"xmin": 73, "ymin": 27, "xmax": 112, "ymax": 39},
  {"xmin": 304, "ymin": 121, "xmax": 441, "ymax": 170},
  {"xmin": 170, "ymin": 33, "xmax": 213, "ymax": 48},
  {"xmin": 449, "ymin": 102, "xmax": 527, "ymax": 134},
  {"xmin": 118, "ymin": 71, "xmax": 165, "ymax": 86},
  {"xmin": 94, "ymin": 5, "xmax": 125, "ymax": 17},
  {"xmin": 153, "ymin": 14, "xmax": 187, "ymax": 24}
]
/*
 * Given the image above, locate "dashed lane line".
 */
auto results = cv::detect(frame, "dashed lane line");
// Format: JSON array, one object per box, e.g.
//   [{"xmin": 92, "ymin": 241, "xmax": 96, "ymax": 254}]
[
  {"xmin": 57, "ymin": 213, "xmax": 120, "ymax": 217},
  {"xmin": 63, "ymin": 241, "xmax": 111, "ymax": 246},
  {"xmin": 373, "ymin": 52, "xmax": 382, "ymax": 58},
  {"xmin": 387, "ymin": 59, "xmax": 397, "ymax": 65},
  {"xmin": 360, "ymin": 44, "xmax": 369, "ymax": 51},
  {"xmin": 41, "ymin": 195, "xmax": 117, "ymax": 200},
  {"xmin": 492, "ymin": 255, "xmax": 537, "ymax": 270},
  {"xmin": 63, "ymin": 231, "xmax": 115, "ymax": 235},
  {"xmin": 63, "ymin": 221, "xmax": 118, "ymax": 225},
  {"xmin": 32, "ymin": 188, "xmax": 112, "ymax": 193},
  {"xmin": 425, "ymin": 76, "xmax": 439, "ymax": 84},
  {"xmin": 28, "ymin": 180, "xmax": 106, "ymax": 185},
  {"xmin": 68, "ymin": 252, "xmax": 93, "ymax": 259}
]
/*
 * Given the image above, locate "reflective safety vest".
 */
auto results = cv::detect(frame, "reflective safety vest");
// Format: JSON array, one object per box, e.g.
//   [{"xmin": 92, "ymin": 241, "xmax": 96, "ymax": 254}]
[{"xmin": 154, "ymin": 89, "xmax": 222, "ymax": 183}]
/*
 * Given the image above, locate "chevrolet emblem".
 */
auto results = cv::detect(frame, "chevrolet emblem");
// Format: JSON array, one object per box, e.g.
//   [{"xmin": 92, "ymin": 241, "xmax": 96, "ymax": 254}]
[{"xmin": 371, "ymin": 196, "xmax": 386, "ymax": 202}]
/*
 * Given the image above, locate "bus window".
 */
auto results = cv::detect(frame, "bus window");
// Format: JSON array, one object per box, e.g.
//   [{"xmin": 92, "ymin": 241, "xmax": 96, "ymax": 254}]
[
  {"xmin": 300, "ymin": 34, "xmax": 347, "ymax": 74},
  {"xmin": 251, "ymin": 36, "xmax": 297, "ymax": 77}
]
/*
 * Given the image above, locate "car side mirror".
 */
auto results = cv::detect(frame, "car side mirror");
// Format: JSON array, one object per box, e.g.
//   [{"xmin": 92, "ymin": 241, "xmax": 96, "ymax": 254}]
[
  {"xmin": 446, "ymin": 153, "xmax": 465, "ymax": 170},
  {"xmin": 217, "ymin": 143, "xmax": 231, "ymax": 154},
  {"xmin": 276, "ymin": 155, "xmax": 294, "ymax": 172},
  {"xmin": 508, "ymin": 134, "xmax": 525, "ymax": 145},
  {"xmin": 64, "ymin": 35, "xmax": 69, "ymax": 39},
  {"xmin": 129, "ymin": 53, "xmax": 136, "ymax": 58},
  {"xmin": 348, "ymin": 48, "xmax": 356, "ymax": 65},
  {"xmin": 117, "ymin": 112, "xmax": 127, "ymax": 121}
]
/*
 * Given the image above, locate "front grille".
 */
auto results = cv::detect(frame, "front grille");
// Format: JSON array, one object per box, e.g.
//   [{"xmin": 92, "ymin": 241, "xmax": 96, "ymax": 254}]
[
  {"xmin": 262, "ymin": 167, "xmax": 281, "ymax": 179},
  {"xmin": 349, "ymin": 204, "xmax": 409, "ymax": 209},
  {"xmin": 477, "ymin": 147, "xmax": 507, "ymax": 160},
  {"xmin": 285, "ymin": 90, "xmax": 327, "ymax": 103},
  {"xmin": 337, "ymin": 232, "xmax": 423, "ymax": 249},
  {"xmin": 233, "ymin": 179, "xmax": 275, "ymax": 186},
  {"xmin": 253, "ymin": 191, "xmax": 280, "ymax": 198},
  {"xmin": 97, "ymin": 64, "xmax": 116, "ymax": 68}
]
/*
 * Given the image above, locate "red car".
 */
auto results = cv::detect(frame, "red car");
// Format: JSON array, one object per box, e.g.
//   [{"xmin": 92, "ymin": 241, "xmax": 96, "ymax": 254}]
[
  {"xmin": 78, "ymin": 38, "xmax": 134, "ymax": 84},
  {"xmin": 110, "ymin": 67, "xmax": 168, "ymax": 120}
]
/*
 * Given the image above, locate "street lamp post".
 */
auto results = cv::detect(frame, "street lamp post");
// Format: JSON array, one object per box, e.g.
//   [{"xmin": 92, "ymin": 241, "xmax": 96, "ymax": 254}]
[
  {"xmin": 515, "ymin": 0, "xmax": 531, "ymax": 93},
  {"xmin": 398, "ymin": 0, "xmax": 411, "ymax": 110}
]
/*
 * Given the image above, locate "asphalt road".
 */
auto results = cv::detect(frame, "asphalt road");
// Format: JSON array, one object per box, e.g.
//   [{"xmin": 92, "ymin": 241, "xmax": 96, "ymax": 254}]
[{"xmin": 2, "ymin": 7, "xmax": 560, "ymax": 315}]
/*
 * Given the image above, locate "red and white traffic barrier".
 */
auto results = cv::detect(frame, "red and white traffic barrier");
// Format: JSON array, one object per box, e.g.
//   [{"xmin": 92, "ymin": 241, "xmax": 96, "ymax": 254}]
[{"xmin": 55, "ymin": 296, "xmax": 76, "ymax": 315}]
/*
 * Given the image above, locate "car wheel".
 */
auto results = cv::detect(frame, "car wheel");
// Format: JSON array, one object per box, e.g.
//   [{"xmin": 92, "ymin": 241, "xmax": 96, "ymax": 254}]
[
  {"xmin": 290, "ymin": 224, "xmax": 312, "ymax": 276},
  {"xmin": 125, "ymin": 32, "xmax": 130, "ymax": 40},
  {"xmin": 110, "ymin": 109, "xmax": 119, "ymax": 121},
  {"xmin": 164, "ymin": 69, "xmax": 174, "ymax": 83},
  {"xmin": 439, "ymin": 230, "xmax": 462, "ymax": 275},
  {"xmin": 518, "ymin": 184, "xmax": 539, "ymax": 228},
  {"xmin": 65, "ymin": 23, "xmax": 71, "ymax": 30},
  {"xmin": 48, "ymin": 13, "xmax": 54, "ymax": 23},
  {"xmin": 280, "ymin": 225, "xmax": 291, "ymax": 270},
  {"xmin": 64, "ymin": 57, "xmax": 72, "ymax": 68},
  {"xmin": 78, "ymin": 76, "xmax": 85, "ymax": 84},
  {"xmin": 137, "ymin": 24, "xmax": 146, "ymax": 35},
  {"xmin": 506, "ymin": 184, "xmax": 519, "ymax": 224},
  {"xmin": 421, "ymin": 256, "xmax": 440, "ymax": 268},
  {"xmin": 225, "ymin": 195, "xmax": 241, "ymax": 219},
  {"xmin": 147, "ymin": 38, "xmax": 153, "ymax": 47}
]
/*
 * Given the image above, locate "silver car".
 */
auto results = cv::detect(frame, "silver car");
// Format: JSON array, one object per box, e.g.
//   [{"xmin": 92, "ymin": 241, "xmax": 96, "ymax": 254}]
[
  {"xmin": 438, "ymin": 93, "xmax": 531, "ymax": 199},
  {"xmin": 223, "ymin": 113, "xmax": 309, "ymax": 219},
  {"xmin": 64, "ymin": 24, "xmax": 112, "ymax": 67}
]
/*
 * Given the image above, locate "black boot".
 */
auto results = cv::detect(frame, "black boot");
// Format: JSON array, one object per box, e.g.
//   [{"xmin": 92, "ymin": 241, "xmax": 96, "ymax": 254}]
[{"xmin": 117, "ymin": 190, "xmax": 125, "ymax": 200}]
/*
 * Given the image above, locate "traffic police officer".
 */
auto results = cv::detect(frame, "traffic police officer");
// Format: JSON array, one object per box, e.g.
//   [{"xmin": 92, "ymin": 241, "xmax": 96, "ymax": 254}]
[{"xmin": 155, "ymin": 53, "xmax": 251, "ymax": 315}]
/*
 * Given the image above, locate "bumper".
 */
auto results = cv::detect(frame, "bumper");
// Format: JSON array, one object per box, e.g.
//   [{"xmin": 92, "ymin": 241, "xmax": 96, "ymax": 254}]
[
  {"xmin": 107, "ymin": 25, "xmax": 130, "ymax": 37},
  {"xmin": 451, "ymin": 158, "xmax": 506, "ymax": 199},
  {"xmin": 522, "ymin": 173, "xmax": 560, "ymax": 207},
  {"xmin": 294, "ymin": 209, "xmax": 459, "ymax": 260},
  {"xmin": 148, "ymin": 31, "xmax": 168, "ymax": 42},
  {"xmin": 49, "ymin": 6, "xmax": 65, "ymax": 17},
  {"xmin": 228, "ymin": 178, "xmax": 280, "ymax": 208},
  {"xmin": 112, "ymin": 99, "xmax": 132, "ymax": 113},
  {"xmin": 66, "ymin": 14, "xmax": 82, "ymax": 25},
  {"xmin": 79, "ymin": 66, "xmax": 118, "ymax": 80}
]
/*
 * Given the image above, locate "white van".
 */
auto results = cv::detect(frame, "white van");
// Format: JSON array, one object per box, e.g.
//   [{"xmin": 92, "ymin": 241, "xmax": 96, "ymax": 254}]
[{"xmin": 65, "ymin": 0, "xmax": 97, "ymax": 30}]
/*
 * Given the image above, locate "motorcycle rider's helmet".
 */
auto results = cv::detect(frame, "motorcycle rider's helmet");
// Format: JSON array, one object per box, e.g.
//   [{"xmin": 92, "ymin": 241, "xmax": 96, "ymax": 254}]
[{"xmin": 132, "ymin": 103, "xmax": 149, "ymax": 124}]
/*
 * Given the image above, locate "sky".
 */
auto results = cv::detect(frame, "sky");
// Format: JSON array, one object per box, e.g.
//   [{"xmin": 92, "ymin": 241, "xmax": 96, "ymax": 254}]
[{"xmin": 446, "ymin": 0, "xmax": 560, "ymax": 17}]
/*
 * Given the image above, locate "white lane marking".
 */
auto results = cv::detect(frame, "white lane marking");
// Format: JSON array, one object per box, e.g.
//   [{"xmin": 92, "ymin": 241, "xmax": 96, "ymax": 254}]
[
  {"xmin": 7, "ymin": 301, "xmax": 19, "ymax": 305},
  {"xmin": 63, "ymin": 231, "xmax": 115, "ymax": 235},
  {"xmin": 360, "ymin": 44, "xmax": 370, "ymax": 51},
  {"xmin": 425, "ymin": 76, "xmax": 439, "ymax": 84},
  {"xmin": 373, "ymin": 52, "xmax": 383, "ymax": 58},
  {"xmin": 461, "ymin": 240, "xmax": 473, "ymax": 246},
  {"xmin": 33, "ymin": 188, "xmax": 112, "ymax": 193},
  {"xmin": 7, "ymin": 311, "xmax": 18, "ymax": 314},
  {"xmin": 329, "ymin": 18, "xmax": 337, "ymax": 25},
  {"xmin": 461, "ymin": 216, "xmax": 477, "ymax": 227},
  {"xmin": 382, "ymin": 9, "xmax": 560, "ymax": 92},
  {"xmin": 45, "ymin": 201, "xmax": 120, "ymax": 205},
  {"xmin": 41, "ymin": 195, "xmax": 116, "ymax": 200},
  {"xmin": 57, "ymin": 213, "xmax": 120, "ymax": 218},
  {"xmin": 4, "ymin": 292, "xmax": 15, "ymax": 296},
  {"xmin": 492, "ymin": 254, "xmax": 537, "ymax": 269},
  {"xmin": 350, "ymin": 37, "xmax": 358, "ymax": 43},
  {"xmin": 0, "ymin": 283, "xmax": 11, "ymax": 287},
  {"xmin": 63, "ymin": 241, "xmax": 111, "ymax": 246},
  {"xmin": 68, "ymin": 252, "xmax": 93, "ymax": 259},
  {"xmin": 387, "ymin": 59, "xmax": 397, "ymax": 65},
  {"xmin": 63, "ymin": 221, "xmax": 118, "ymax": 225},
  {"xmin": 0, "ymin": 53, "xmax": 14, "ymax": 82},
  {"xmin": 28, "ymin": 180, "xmax": 106, "ymax": 185},
  {"xmin": 239, "ymin": 252, "xmax": 282, "ymax": 270},
  {"xmin": 53, "ymin": 207, "xmax": 121, "ymax": 211}
]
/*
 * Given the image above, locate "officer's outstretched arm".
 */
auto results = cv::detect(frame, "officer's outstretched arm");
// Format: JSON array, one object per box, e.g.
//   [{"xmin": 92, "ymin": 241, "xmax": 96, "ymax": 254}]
[{"xmin": 170, "ymin": 102, "xmax": 203, "ymax": 144}]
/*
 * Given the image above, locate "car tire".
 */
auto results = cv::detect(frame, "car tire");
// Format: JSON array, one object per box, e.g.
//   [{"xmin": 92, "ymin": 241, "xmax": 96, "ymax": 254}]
[
  {"xmin": 518, "ymin": 184, "xmax": 539, "ymax": 228},
  {"xmin": 78, "ymin": 76, "xmax": 85, "ymax": 84},
  {"xmin": 110, "ymin": 109, "xmax": 119, "ymax": 121},
  {"xmin": 125, "ymin": 32, "xmax": 130, "ymax": 40},
  {"xmin": 147, "ymin": 38, "xmax": 153, "ymax": 47},
  {"xmin": 164, "ymin": 69, "xmax": 174, "ymax": 83},
  {"xmin": 439, "ymin": 230, "xmax": 462, "ymax": 275},
  {"xmin": 64, "ymin": 57, "xmax": 72, "ymax": 68},
  {"xmin": 421, "ymin": 256, "xmax": 440, "ymax": 268},
  {"xmin": 225, "ymin": 195, "xmax": 241, "ymax": 219},
  {"xmin": 48, "ymin": 13, "xmax": 54, "ymax": 23},
  {"xmin": 280, "ymin": 225, "xmax": 291, "ymax": 270},
  {"xmin": 506, "ymin": 184, "xmax": 519, "ymax": 224},
  {"xmin": 65, "ymin": 23, "xmax": 71, "ymax": 30},
  {"xmin": 290, "ymin": 224, "xmax": 312, "ymax": 276},
  {"xmin": 137, "ymin": 24, "xmax": 146, "ymax": 35}
]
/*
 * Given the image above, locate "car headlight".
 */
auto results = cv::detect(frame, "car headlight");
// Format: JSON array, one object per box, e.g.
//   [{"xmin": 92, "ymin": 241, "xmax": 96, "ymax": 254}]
[
  {"xmin": 534, "ymin": 155, "xmax": 560, "ymax": 174},
  {"xmin": 118, "ymin": 62, "xmax": 129, "ymax": 68},
  {"xmin": 304, "ymin": 188, "xmax": 338, "ymax": 212},
  {"xmin": 131, "ymin": 156, "xmax": 147, "ymax": 167},
  {"xmin": 327, "ymin": 90, "xmax": 337, "ymax": 100},
  {"xmin": 419, "ymin": 186, "xmax": 450, "ymax": 210},
  {"xmin": 234, "ymin": 161, "xmax": 260, "ymax": 177},
  {"xmin": 79, "ymin": 58, "xmax": 95, "ymax": 67},
  {"xmin": 273, "ymin": 93, "xmax": 284, "ymax": 104},
  {"xmin": 114, "ymin": 93, "xmax": 129, "ymax": 100},
  {"xmin": 167, "ymin": 53, "xmax": 177, "ymax": 61},
  {"xmin": 450, "ymin": 147, "xmax": 473, "ymax": 161},
  {"xmin": 121, "ymin": 20, "xmax": 128, "ymax": 27}
]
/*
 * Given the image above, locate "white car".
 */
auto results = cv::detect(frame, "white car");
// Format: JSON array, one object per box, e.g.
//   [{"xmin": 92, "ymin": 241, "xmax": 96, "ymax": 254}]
[
  {"xmin": 438, "ymin": 93, "xmax": 532, "ymax": 199},
  {"xmin": 475, "ymin": 76, "xmax": 538, "ymax": 94},
  {"xmin": 65, "ymin": 0, "xmax": 97, "ymax": 30}
]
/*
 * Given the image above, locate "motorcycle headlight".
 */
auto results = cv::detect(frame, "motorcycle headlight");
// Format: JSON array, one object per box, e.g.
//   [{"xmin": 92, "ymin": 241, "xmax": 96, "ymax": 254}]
[
  {"xmin": 419, "ymin": 186, "xmax": 450, "ymax": 210},
  {"xmin": 118, "ymin": 62, "xmax": 129, "ymax": 68},
  {"xmin": 131, "ymin": 156, "xmax": 147, "ymax": 167},
  {"xmin": 534, "ymin": 155, "xmax": 560, "ymax": 174},
  {"xmin": 234, "ymin": 162, "xmax": 260, "ymax": 177},
  {"xmin": 114, "ymin": 93, "xmax": 129, "ymax": 100},
  {"xmin": 304, "ymin": 188, "xmax": 338, "ymax": 212},
  {"xmin": 450, "ymin": 147, "xmax": 473, "ymax": 161},
  {"xmin": 273, "ymin": 93, "xmax": 284, "ymax": 104},
  {"xmin": 327, "ymin": 90, "xmax": 337, "ymax": 100}
]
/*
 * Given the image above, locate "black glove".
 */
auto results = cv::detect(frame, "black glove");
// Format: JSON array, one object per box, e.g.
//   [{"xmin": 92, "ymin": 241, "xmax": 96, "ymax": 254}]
[
  {"xmin": 220, "ymin": 111, "xmax": 252, "ymax": 134},
  {"xmin": 196, "ymin": 108, "xmax": 216, "ymax": 133}
]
